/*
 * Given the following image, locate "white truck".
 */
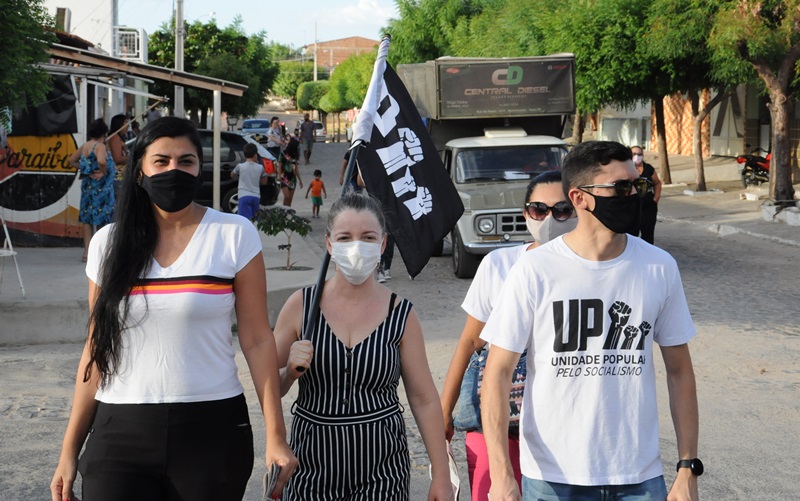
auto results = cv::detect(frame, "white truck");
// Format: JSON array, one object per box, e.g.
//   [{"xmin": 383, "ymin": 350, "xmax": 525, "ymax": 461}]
[{"xmin": 397, "ymin": 55, "xmax": 576, "ymax": 278}]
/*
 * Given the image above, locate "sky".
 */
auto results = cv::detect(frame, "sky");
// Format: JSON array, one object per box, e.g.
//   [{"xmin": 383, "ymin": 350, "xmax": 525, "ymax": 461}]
[{"xmin": 118, "ymin": 0, "xmax": 398, "ymax": 50}]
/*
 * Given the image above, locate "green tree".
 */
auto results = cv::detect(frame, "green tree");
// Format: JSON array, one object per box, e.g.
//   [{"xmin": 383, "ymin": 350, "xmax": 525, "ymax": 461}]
[
  {"xmin": 0, "ymin": 0, "xmax": 55, "ymax": 126},
  {"xmin": 337, "ymin": 51, "xmax": 377, "ymax": 107},
  {"xmin": 269, "ymin": 41, "xmax": 303, "ymax": 62},
  {"xmin": 272, "ymin": 61, "xmax": 326, "ymax": 100},
  {"xmin": 645, "ymin": 0, "xmax": 741, "ymax": 190},
  {"xmin": 710, "ymin": 0, "xmax": 800, "ymax": 202},
  {"xmin": 255, "ymin": 207, "xmax": 311, "ymax": 270},
  {"xmin": 448, "ymin": 0, "xmax": 551, "ymax": 58},
  {"xmin": 383, "ymin": 0, "xmax": 487, "ymax": 65},
  {"xmin": 192, "ymin": 53, "xmax": 262, "ymax": 118},
  {"xmin": 319, "ymin": 78, "xmax": 349, "ymax": 142},
  {"xmin": 297, "ymin": 81, "xmax": 330, "ymax": 119},
  {"xmin": 540, "ymin": 0, "xmax": 657, "ymax": 146},
  {"xmin": 148, "ymin": 17, "xmax": 278, "ymax": 122}
]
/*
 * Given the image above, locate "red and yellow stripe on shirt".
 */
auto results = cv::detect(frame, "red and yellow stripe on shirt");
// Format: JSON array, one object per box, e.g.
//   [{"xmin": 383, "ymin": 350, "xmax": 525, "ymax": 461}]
[{"xmin": 130, "ymin": 275, "xmax": 234, "ymax": 296}]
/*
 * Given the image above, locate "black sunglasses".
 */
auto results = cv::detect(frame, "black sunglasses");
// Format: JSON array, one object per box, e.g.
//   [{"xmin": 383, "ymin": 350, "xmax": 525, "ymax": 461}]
[
  {"xmin": 578, "ymin": 177, "xmax": 651, "ymax": 198},
  {"xmin": 524, "ymin": 201, "xmax": 575, "ymax": 221}
]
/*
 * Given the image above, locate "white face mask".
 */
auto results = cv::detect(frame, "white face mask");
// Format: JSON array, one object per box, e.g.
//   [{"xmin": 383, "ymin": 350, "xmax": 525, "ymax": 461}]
[
  {"xmin": 632, "ymin": 154, "xmax": 643, "ymax": 165},
  {"xmin": 526, "ymin": 215, "xmax": 578, "ymax": 244},
  {"xmin": 330, "ymin": 240, "xmax": 382, "ymax": 285}
]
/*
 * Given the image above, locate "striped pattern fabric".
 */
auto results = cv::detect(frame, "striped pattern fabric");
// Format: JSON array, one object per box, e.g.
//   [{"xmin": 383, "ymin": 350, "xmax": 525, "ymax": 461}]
[
  {"xmin": 283, "ymin": 287, "xmax": 412, "ymax": 500},
  {"xmin": 129, "ymin": 275, "xmax": 234, "ymax": 296}
]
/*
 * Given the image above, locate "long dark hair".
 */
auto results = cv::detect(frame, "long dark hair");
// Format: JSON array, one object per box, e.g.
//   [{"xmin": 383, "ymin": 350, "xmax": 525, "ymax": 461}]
[
  {"xmin": 109, "ymin": 114, "xmax": 127, "ymax": 137},
  {"xmin": 85, "ymin": 117, "xmax": 203, "ymax": 386}
]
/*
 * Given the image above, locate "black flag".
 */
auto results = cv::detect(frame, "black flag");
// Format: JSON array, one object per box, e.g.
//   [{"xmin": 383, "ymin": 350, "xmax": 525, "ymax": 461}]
[{"xmin": 351, "ymin": 38, "xmax": 464, "ymax": 278}]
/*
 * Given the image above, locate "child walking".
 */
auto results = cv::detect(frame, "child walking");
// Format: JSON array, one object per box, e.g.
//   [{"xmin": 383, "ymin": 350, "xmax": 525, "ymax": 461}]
[
  {"xmin": 231, "ymin": 143, "xmax": 267, "ymax": 220},
  {"xmin": 305, "ymin": 169, "xmax": 327, "ymax": 218}
]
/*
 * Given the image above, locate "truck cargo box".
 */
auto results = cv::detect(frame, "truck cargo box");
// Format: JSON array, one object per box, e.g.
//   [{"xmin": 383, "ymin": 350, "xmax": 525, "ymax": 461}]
[{"xmin": 397, "ymin": 55, "xmax": 575, "ymax": 120}]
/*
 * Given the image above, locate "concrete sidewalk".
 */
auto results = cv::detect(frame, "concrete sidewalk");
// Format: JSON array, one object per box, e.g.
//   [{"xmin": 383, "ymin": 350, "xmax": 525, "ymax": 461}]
[
  {"xmin": 647, "ymin": 152, "xmax": 800, "ymax": 245},
  {"xmin": 1, "ymin": 152, "xmax": 797, "ymax": 346}
]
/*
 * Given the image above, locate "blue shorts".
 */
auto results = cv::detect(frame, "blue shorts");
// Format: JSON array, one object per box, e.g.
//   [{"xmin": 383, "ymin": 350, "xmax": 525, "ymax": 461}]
[
  {"xmin": 238, "ymin": 195, "xmax": 260, "ymax": 220},
  {"xmin": 522, "ymin": 475, "xmax": 667, "ymax": 501}
]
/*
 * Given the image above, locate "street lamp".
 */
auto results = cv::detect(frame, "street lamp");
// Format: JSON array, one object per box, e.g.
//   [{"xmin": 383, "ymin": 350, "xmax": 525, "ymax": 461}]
[{"xmin": 226, "ymin": 115, "xmax": 239, "ymax": 131}]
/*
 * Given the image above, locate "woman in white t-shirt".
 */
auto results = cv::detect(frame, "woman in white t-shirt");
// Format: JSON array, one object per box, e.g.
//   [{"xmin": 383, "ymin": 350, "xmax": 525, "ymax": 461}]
[
  {"xmin": 439, "ymin": 171, "xmax": 577, "ymax": 501},
  {"xmin": 51, "ymin": 117, "xmax": 297, "ymax": 501}
]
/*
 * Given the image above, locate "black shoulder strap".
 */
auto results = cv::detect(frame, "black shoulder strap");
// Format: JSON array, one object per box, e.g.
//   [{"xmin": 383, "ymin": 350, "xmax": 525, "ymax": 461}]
[{"xmin": 387, "ymin": 292, "xmax": 398, "ymax": 316}]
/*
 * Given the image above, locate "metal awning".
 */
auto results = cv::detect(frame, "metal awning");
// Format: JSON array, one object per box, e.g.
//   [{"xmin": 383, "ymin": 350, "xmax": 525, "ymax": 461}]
[{"xmin": 48, "ymin": 44, "xmax": 247, "ymax": 96}]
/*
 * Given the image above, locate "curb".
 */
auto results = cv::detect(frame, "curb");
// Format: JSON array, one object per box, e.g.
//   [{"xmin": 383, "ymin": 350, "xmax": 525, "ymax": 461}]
[{"xmin": 659, "ymin": 214, "xmax": 800, "ymax": 248}]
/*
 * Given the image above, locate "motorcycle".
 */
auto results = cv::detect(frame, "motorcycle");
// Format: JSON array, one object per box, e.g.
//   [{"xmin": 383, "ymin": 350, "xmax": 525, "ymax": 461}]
[{"xmin": 736, "ymin": 147, "xmax": 770, "ymax": 187}]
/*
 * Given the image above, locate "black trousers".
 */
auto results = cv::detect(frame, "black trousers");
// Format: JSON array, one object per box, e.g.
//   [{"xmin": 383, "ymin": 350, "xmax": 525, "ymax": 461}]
[
  {"xmin": 639, "ymin": 200, "xmax": 658, "ymax": 244},
  {"xmin": 79, "ymin": 394, "xmax": 254, "ymax": 501},
  {"xmin": 381, "ymin": 234, "xmax": 395, "ymax": 270}
]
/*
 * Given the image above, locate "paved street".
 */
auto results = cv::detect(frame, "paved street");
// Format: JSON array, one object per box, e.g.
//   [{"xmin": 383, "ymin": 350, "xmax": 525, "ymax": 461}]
[{"xmin": 1, "ymin": 138, "xmax": 798, "ymax": 499}]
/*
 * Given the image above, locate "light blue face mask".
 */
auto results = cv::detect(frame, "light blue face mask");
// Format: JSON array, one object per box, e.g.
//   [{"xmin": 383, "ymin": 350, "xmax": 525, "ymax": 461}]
[
  {"xmin": 526, "ymin": 215, "xmax": 578, "ymax": 244},
  {"xmin": 330, "ymin": 240, "xmax": 382, "ymax": 285}
]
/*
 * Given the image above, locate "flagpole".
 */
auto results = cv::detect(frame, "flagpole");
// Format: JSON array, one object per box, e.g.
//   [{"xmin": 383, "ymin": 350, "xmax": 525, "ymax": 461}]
[
  {"xmin": 299, "ymin": 141, "xmax": 364, "ymax": 343},
  {"xmin": 298, "ymin": 34, "xmax": 391, "ymax": 348}
]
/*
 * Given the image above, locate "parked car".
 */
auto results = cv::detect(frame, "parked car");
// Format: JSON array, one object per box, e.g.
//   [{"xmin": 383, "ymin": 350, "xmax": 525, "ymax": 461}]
[
  {"xmin": 126, "ymin": 130, "xmax": 279, "ymax": 213},
  {"xmin": 240, "ymin": 118, "xmax": 271, "ymax": 143},
  {"xmin": 313, "ymin": 120, "xmax": 326, "ymax": 142}
]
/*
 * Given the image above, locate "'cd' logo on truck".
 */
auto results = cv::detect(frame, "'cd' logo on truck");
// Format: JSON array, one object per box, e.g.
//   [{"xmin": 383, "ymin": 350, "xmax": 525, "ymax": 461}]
[{"xmin": 491, "ymin": 65, "xmax": 523, "ymax": 86}]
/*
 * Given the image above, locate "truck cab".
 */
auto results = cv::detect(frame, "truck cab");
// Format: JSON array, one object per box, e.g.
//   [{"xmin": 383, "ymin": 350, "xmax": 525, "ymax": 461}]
[
  {"xmin": 445, "ymin": 128, "xmax": 567, "ymax": 277},
  {"xmin": 397, "ymin": 54, "xmax": 575, "ymax": 278}
]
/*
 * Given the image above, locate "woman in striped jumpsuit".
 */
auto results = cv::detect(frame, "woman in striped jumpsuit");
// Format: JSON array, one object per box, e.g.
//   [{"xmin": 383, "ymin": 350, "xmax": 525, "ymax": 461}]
[{"xmin": 274, "ymin": 193, "xmax": 453, "ymax": 500}]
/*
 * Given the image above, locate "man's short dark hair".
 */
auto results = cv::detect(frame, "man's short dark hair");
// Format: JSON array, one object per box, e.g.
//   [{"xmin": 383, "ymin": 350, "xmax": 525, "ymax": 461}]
[
  {"xmin": 243, "ymin": 143, "xmax": 258, "ymax": 158},
  {"xmin": 313, "ymin": 169, "xmax": 322, "ymax": 176},
  {"xmin": 562, "ymin": 141, "xmax": 633, "ymax": 197}
]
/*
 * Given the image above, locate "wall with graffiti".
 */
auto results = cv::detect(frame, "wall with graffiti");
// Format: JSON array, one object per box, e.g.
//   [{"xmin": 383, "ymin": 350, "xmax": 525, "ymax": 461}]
[{"xmin": 1, "ymin": 75, "xmax": 82, "ymax": 246}]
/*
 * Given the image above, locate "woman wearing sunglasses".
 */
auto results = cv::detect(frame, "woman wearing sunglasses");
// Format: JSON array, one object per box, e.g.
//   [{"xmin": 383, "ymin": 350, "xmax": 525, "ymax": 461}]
[{"xmin": 439, "ymin": 171, "xmax": 576, "ymax": 501}]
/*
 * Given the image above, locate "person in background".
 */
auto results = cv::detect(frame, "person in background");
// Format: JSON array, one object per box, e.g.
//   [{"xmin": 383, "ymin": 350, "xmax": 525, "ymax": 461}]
[
  {"xmin": 629, "ymin": 145, "xmax": 662, "ymax": 245},
  {"xmin": 68, "ymin": 119, "xmax": 115, "ymax": 263},
  {"xmin": 51, "ymin": 117, "xmax": 296, "ymax": 501},
  {"xmin": 274, "ymin": 192, "xmax": 454, "ymax": 501},
  {"xmin": 299, "ymin": 113, "xmax": 315, "ymax": 165},
  {"xmin": 130, "ymin": 121, "xmax": 141, "ymax": 138},
  {"xmin": 377, "ymin": 235, "xmax": 394, "ymax": 283},
  {"xmin": 145, "ymin": 106, "xmax": 162, "ymax": 124},
  {"xmin": 123, "ymin": 115, "xmax": 137, "ymax": 140},
  {"xmin": 232, "ymin": 142, "xmax": 267, "ymax": 221},
  {"xmin": 266, "ymin": 116, "xmax": 284, "ymax": 160},
  {"xmin": 305, "ymin": 169, "xmax": 327, "ymax": 219},
  {"xmin": 339, "ymin": 148, "xmax": 363, "ymax": 193},
  {"xmin": 440, "ymin": 171, "xmax": 576, "ymax": 500},
  {"xmin": 107, "ymin": 114, "xmax": 129, "ymax": 200},
  {"xmin": 279, "ymin": 135, "xmax": 303, "ymax": 207},
  {"xmin": 480, "ymin": 141, "xmax": 699, "ymax": 501}
]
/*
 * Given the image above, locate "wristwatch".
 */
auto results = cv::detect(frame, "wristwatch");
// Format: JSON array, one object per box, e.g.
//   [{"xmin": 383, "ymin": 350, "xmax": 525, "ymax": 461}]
[{"xmin": 676, "ymin": 458, "xmax": 704, "ymax": 476}]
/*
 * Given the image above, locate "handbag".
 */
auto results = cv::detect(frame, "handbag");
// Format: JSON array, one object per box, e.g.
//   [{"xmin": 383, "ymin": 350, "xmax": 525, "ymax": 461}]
[
  {"xmin": 476, "ymin": 348, "xmax": 527, "ymax": 429},
  {"xmin": 453, "ymin": 348, "xmax": 527, "ymax": 432},
  {"xmin": 453, "ymin": 351, "xmax": 482, "ymax": 432}
]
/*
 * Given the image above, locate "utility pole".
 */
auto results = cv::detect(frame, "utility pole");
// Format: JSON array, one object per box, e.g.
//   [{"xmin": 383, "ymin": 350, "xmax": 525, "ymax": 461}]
[
  {"xmin": 174, "ymin": 0, "xmax": 185, "ymax": 117},
  {"xmin": 313, "ymin": 22, "xmax": 318, "ymax": 82}
]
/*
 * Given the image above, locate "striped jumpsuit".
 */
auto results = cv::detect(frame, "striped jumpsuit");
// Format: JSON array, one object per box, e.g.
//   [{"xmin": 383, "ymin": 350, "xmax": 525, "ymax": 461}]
[{"xmin": 283, "ymin": 287, "xmax": 411, "ymax": 500}]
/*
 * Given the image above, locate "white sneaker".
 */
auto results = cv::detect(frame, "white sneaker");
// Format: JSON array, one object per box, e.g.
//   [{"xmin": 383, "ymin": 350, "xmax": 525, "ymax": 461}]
[
  {"xmin": 377, "ymin": 270, "xmax": 387, "ymax": 283},
  {"xmin": 383, "ymin": 269, "xmax": 392, "ymax": 281}
]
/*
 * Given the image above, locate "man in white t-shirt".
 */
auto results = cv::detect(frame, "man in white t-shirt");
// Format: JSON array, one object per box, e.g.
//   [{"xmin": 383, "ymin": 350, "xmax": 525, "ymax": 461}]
[
  {"xmin": 480, "ymin": 141, "xmax": 701, "ymax": 501},
  {"xmin": 231, "ymin": 143, "xmax": 266, "ymax": 220}
]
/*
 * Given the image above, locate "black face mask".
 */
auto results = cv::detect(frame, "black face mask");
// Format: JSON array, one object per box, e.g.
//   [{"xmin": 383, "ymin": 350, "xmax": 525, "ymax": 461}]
[
  {"xmin": 586, "ymin": 192, "xmax": 641, "ymax": 234},
  {"xmin": 140, "ymin": 170, "xmax": 200, "ymax": 213}
]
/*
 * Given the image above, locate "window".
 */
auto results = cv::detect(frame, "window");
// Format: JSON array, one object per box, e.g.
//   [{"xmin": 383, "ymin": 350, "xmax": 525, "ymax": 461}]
[{"xmin": 454, "ymin": 146, "xmax": 567, "ymax": 183}]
